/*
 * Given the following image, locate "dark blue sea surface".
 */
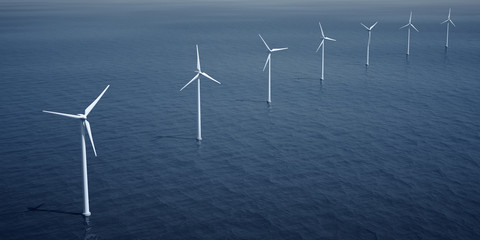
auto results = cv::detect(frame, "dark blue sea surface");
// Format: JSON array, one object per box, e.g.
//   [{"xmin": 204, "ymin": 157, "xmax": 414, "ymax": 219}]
[{"xmin": 1, "ymin": 1, "xmax": 480, "ymax": 239}]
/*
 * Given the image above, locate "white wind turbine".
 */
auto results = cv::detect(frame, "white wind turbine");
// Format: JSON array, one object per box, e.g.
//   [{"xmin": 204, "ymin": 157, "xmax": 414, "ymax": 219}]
[
  {"xmin": 400, "ymin": 11, "xmax": 419, "ymax": 55},
  {"xmin": 180, "ymin": 45, "xmax": 221, "ymax": 141},
  {"xmin": 43, "ymin": 85, "xmax": 110, "ymax": 217},
  {"xmin": 441, "ymin": 8, "xmax": 456, "ymax": 48},
  {"xmin": 316, "ymin": 22, "xmax": 336, "ymax": 80},
  {"xmin": 361, "ymin": 22, "xmax": 378, "ymax": 66},
  {"xmin": 259, "ymin": 34, "xmax": 288, "ymax": 103}
]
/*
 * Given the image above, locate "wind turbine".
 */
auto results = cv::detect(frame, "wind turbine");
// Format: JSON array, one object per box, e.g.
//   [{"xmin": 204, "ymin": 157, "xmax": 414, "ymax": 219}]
[
  {"xmin": 180, "ymin": 45, "xmax": 221, "ymax": 141},
  {"xmin": 43, "ymin": 85, "xmax": 110, "ymax": 217},
  {"xmin": 316, "ymin": 22, "xmax": 336, "ymax": 80},
  {"xmin": 361, "ymin": 22, "xmax": 378, "ymax": 66},
  {"xmin": 400, "ymin": 11, "xmax": 419, "ymax": 55},
  {"xmin": 441, "ymin": 8, "xmax": 456, "ymax": 48},
  {"xmin": 258, "ymin": 34, "xmax": 288, "ymax": 103}
]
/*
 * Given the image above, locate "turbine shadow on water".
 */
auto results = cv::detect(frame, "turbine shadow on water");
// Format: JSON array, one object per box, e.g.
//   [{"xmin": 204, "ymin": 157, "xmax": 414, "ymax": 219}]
[
  {"xmin": 154, "ymin": 135, "xmax": 192, "ymax": 140},
  {"xmin": 293, "ymin": 77, "xmax": 320, "ymax": 81},
  {"xmin": 234, "ymin": 99, "xmax": 265, "ymax": 103},
  {"xmin": 26, "ymin": 203, "xmax": 83, "ymax": 216},
  {"xmin": 26, "ymin": 204, "xmax": 99, "ymax": 239}
]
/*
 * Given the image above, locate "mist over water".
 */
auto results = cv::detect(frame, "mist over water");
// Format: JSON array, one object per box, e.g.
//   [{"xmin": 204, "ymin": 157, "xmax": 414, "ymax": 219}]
[{"xmin": 1, "ymin": 1, "xmax": 480, "ymax": 239}]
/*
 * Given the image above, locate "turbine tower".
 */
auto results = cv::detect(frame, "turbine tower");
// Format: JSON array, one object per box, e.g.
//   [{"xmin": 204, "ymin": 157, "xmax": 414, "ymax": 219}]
[
  {"xmin": 258, "ymin": 34, "xmax": 288, "ymax": 103},
  {"xmin": 400, "ymin": 11, "xmax": 419, "ymax": 55},
  {"xmin": 361, "ymin": 22, "xmax": 378, "ymax": 66},
  {"xmin": 316, "ymin": 22, "xmax": 336, "ymax": 80},
  {"xmin": 180, "ymin": 45, "xmax": 221, "ymax": 141},
  {"xmin": 43, "ymin": 85, "xmax": 110, "ymax": 217},
  {"xmin": 441, "ymin": 8, "xmax": 456, "ymax": 48}
]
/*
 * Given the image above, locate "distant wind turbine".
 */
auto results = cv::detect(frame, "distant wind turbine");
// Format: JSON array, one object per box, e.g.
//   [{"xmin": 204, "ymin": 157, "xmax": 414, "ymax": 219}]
[
  {"xmin": 180, "ymin": 45, "xmax": 221, "ymax": 141},
  {"xmin": 361, "ymin": 22, "xmax": 378, "ymax": 66},
  {"xmin": 400, "ymin": 11, "xmax": 419, "ymax": 55},
  {"xmin": 258, "ymin": 34, "xmax": 288, "ymax": 103},
  {"xmin": 441, "ymin": 8, "xmax": 456, "ymax": 48},
  {"xmin": 43, "ymin": 85, "xmax": 110, "ymax": 217},
  {"xmin": 316, "ymin": 22, "xmax": 336, "ymax": 80}
]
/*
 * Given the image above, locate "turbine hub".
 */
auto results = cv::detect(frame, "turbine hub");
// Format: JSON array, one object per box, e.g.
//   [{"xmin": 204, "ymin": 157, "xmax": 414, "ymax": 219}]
[{"xmin": 78, "ymin": 114, "xmax": 86, "ymax": 120}]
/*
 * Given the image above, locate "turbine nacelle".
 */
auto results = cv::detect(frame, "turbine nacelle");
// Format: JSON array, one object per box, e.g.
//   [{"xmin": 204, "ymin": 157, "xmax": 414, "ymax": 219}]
[
  {"xmin": 361, "ymin": 22, "xmax": 378, "ymax": 31},
  {"xmin": 258, "ymin": 34, "xmax": 288, "ymax": 53},
  {"xmin": 318, "ymin": 22, "xmax": 336, "ymax": 41},
  {"xmin": 43, "ymin": 85, "xmax": 110, "ymax": 158},
  {"xmin": 316, "ymin": 22, "xmax": 336, "ymax": 53},
  {"xmin": 400, "ymin": 11, "xmax": 419, "ymax": 32},
  {"xmin": 180, "ymin": 45, "xmax": 221, "ymax": 92},
  {"xmin": 258, "ymin": 34, "xmax": 287, "ymax": 72},
  {"xmin": 441, "ymin": 8, "xmax": 456, "ymax": 27}
]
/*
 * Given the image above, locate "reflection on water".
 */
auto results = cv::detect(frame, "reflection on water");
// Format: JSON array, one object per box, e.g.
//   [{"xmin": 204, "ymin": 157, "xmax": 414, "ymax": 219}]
[
  {"xmin": 84, "ymin": 217, "xmax": 98, "ymax": 240},
  {"xmin": 444, "ymin": 47, "xmax": 449, "ymax": 63}
]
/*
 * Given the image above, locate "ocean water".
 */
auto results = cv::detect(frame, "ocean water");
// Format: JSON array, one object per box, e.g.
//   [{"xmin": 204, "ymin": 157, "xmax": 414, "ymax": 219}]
[{"xmin": 1, "ymin": 1, "xmax": 480, "ymax": 239}]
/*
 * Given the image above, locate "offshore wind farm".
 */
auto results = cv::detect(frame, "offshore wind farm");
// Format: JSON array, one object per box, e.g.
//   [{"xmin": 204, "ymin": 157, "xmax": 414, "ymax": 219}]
[{"xmin": 1, "ymin": 0, "xmax": 480, "ymax": 239}]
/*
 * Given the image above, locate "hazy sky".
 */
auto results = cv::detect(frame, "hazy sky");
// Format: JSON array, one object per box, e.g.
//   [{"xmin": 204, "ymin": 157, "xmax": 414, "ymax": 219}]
[{"xmin": 1, "ymin": 0, "xmax": 478, "ymax": 4}]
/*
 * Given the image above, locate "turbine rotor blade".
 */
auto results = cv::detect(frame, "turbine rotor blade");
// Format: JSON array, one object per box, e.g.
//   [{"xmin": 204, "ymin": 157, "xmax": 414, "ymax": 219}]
[
  {"xmin": 410, "ymin": 24, "xmax": 419, "ymax": 32},
  {"xmin": 263, "ymin": 54, "xmax": 270, "ymax": 71},
  {"xmin": 371, "ymin": 22, "xmax": 378, "ymax": 29},
  {"xmin": 360, "ymin": 23, "xmax": 369, "ymax": 30},
  {"xmin": 196, "ymin": 44, "xmax": 201, "ymax": 72},
  {"xmin": 450, "ymin": 20, "xmax": 456, "ymax": 27},
  {"xmin": 315, "ymin": 40, "xmax": 324, "ymax": 53},
  {"xmin": 180, "ymin": 73, "xmax": 199, "ymax": 91},
  {"xmin": 324, "ymin": 37, "xmax": 336, "ymax": 42},
  {"xmin": 271, "ymin": 47, "xmax": 288, "ymax": 52},
  {"xmin": 441, "ymin": 19, "xmax": 449, "ymax": 24},
  {"xmin": 85, "ymin": 85, "xmax": 110, "ymax": 116},
  {"xmin": 200, "ymin": 72, "xmax": 221, "ymax": 84},
  {"xmin": 448, "ymin": 8, "xmax": 451, "ymax": 19},
  {"xmin": 43, "ymin": 110, "xmax": 82, "ymax": 119},
  {"xmin": 258, "ymin": 34, "xmax": 271, "ymax": 52},
  {"xmin": 399, "ymin": 23, "xmax": 409, "ymax": 29},
  {"xmin": 84, "ymin": 120, "xmax": 97, "ymax": 157},
  {"xmin": 409, "ymin": 11, "xmax": 412, "ymax": 23},
  {"xmin": 318, "ymin": 22, "xmax": 325, "ymax": 38}
]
